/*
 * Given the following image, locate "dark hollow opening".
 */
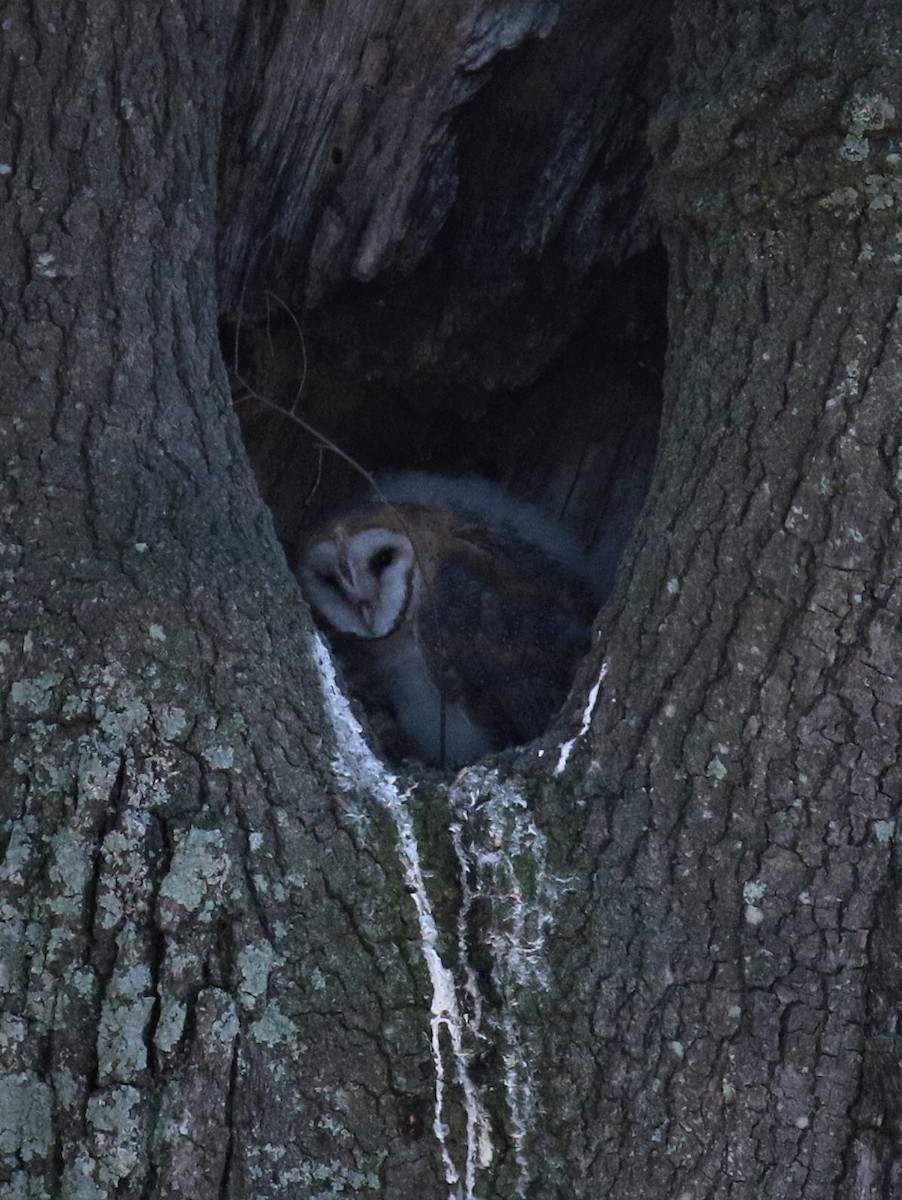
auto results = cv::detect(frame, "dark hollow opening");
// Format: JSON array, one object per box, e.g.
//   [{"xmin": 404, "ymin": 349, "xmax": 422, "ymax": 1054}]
[{"xmin": 217, "ymin": 1, "xmax": 669, "ymax": 767}]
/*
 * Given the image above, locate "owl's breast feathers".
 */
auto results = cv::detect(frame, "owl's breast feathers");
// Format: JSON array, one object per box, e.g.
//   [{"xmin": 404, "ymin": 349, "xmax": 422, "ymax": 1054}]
[{"xmin": 399, "ymin": 506, "xmax": 593, "ymax": 746}]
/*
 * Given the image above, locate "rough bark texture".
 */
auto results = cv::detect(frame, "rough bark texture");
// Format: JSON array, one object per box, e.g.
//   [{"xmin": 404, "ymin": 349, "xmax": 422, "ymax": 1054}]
[
  {"xmin": 4, "ymin": 0, "xmax": 902, "ymax": 1198},
  {"xmin": 0, "ymin": 4, "xmax": 450, "ymax": 1197},
  {"xmin": 537, "ymin": 3, "xmax": 902, "ymax": 1196}
]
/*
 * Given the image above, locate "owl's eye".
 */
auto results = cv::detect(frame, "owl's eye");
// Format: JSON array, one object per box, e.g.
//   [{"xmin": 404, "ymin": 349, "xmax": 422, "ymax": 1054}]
[
  {"xmin": 316, "ymin": 572, "xmax": 341, "ymax": 591},
  {"xmin": 369, "ymin": 547, "xmax": 396, "ymax": 575}
]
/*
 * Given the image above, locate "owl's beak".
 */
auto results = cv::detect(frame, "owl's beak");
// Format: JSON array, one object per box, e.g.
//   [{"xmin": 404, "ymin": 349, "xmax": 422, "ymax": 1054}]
[{"xmin": 356, "ymin": 599, "xmax": 375, "ymax": 633}]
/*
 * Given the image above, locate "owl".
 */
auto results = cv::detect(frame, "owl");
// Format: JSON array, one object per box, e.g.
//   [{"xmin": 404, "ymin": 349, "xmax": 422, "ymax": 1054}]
[{"xmin": 297, "ymin": 472, "xmax": 596, "ymax": 768}]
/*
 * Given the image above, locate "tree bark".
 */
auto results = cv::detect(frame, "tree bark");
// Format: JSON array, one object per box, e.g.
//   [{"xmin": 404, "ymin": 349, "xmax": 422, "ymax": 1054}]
[
  {"xmin": 1, "ymin": 4, "xmax": 448, "ymax": 1197},
  {"xmin": 536, "ymin": 3, "xmax": 902, "ymax": 1196},
  {"xmin": 4, "ymin": 1, "xmax": 902, "ymax": 1199}
]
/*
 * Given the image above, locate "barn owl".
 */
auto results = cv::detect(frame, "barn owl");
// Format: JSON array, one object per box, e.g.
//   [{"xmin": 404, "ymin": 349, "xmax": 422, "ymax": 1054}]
[{"xmin": 298, "ymin": 472, "xmax": 595, "ymax": 768}]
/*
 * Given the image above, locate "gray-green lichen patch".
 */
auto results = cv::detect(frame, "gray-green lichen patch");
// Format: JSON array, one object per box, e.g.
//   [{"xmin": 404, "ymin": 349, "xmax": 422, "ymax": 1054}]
[
  {"xmin": 76, "ymin": 749, "xmax": 121, "ymax": 804},
  {"xmin": 96, "ymin": 820, "xmax": 155, "ymax": 933},
  {"xmin": 0, "ymin": 1015, "xmax": 28, "ymax": 1060},
  {"xmin": 8, "ymin": 674, "xmax": 64, "ymax": 715},
  {"xmin": 82, "ymin": 1085, "xmax": 142, "ymax": 1187},
  {"xmin": 0, "ymin": 820, "xmax": 33, "ymax": 886},
  {"xmin": 819, "ymin": 168, "xmax": 902, "ymax": 219},
  {"xmin": 706, "ymin": 756, "xmax": 728, "ymax": 781},
  {"xmin": 249, "ymin": 1001, "xmax": 297, "ymax": 1049},
  {"xmin": 845, "ymin": 93, "xmax": 897, "ymax": 136},
  {"xmin": 157, "ymin": 828, "xmax": 233, "ymax": 929},
  {"xmin": 62, "ymin": 666, "xmax": 155, "ymax": 742},
  {"xmin": 840, "ymin": 133, "xmax": 870, "ymax": 163},
  {"xmin": 874, "ymin": 819, "xmax": 896, "ymax": 844},
  {"xmin": 96, "ymin": 965, "xmax": 154, "ymax": 1083},
  {"xmin": 236, "ymin": 941, "xmax": 280, "ymax": 1010},
  {"xmin": 205, "ymin": 995, "xmax": 240, "ymax": 1047},
  {"xmin": 201, "ymin": 743, "xmax": 234, "ymax": 769},
  {"xmin": 156, "ymin": 703, "xmax": 188, "ymax": 740},
  {"xmin": 244, "ymin": 1143, "xmax": 383, "ymax": 1196},
  {"xmin": 198, "ymin": 711, "xmax": 248, "ymax": 771},
  {"xmin": 59, "ymin": 1159, "xmax": 106, "ymax": 1200},
  {"xmin": 806, "ymin": 91, "xmax": 902, "ymax": 221},
  {"xmin": 47, "ymin": 831, "xmax": 92, "ymax": 917},
  {"xmin": 308, "ymin": 966, "xmax": 328, "ymax": 992},
  {"xmin": 153, "ymin": 999, "xmax": 188, "ymax": 1055},
  {"xmin": 0, "ymin": 1167, "xmax": 52, "ymax": 1199},
  {"xmin": 0, "ymin": 1073, "xmax": 53, "ymax": 1164},
  {"xmin": 743, "ymin": 879, "xmax": 766, "ymax": 927}
]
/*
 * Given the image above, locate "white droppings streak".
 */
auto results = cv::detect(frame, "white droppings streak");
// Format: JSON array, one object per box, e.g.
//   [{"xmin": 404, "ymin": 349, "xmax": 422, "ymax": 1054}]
[
  {"xmin": 448, "ymin": 777, "xmax": 555, "ymax": 1196},
  {"xmin": 554, "ymin": 661, "xmax": 608, "ymax": 775},
  {"xmin": 311, "ymin": 633, "xmax": 491, "ymax": 1199}
]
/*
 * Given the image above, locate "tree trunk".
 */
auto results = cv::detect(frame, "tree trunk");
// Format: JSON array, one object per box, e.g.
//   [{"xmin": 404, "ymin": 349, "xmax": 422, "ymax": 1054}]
[
  {"xmin": 4, "ymin": 1, "xmax": 902, "ymax": 1199},
  {"xmin": 538, "ymin": 4, "xmax": 902, "ymax": 1196},
  {"xmin": 1, "ymin": 4, "xmax": 448, "ymax": 1196}
]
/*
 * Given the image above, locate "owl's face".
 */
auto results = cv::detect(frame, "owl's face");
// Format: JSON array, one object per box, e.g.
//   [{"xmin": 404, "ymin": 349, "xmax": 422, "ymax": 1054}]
[{"xmin": 299, "ymin": 525, "xmax": 417, "ymax": 638}]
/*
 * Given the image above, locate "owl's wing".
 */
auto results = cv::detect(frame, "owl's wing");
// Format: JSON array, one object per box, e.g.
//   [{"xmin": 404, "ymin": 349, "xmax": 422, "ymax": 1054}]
[{"xmin": 417, "ymin": 530, "xmax": 593, "ymax": 748}]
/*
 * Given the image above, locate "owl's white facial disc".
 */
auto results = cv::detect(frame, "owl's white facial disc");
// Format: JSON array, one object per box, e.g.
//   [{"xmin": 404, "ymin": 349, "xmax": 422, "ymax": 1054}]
[{"xmin": 300, "ymin": 527, "xmax": 416, "ymax": 638}]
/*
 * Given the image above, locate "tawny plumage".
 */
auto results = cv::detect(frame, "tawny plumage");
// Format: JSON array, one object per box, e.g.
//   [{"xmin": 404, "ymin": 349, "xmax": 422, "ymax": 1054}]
[{"xmin": 298, "ymin": 473, "xmax": 595, "ymax": 768}]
